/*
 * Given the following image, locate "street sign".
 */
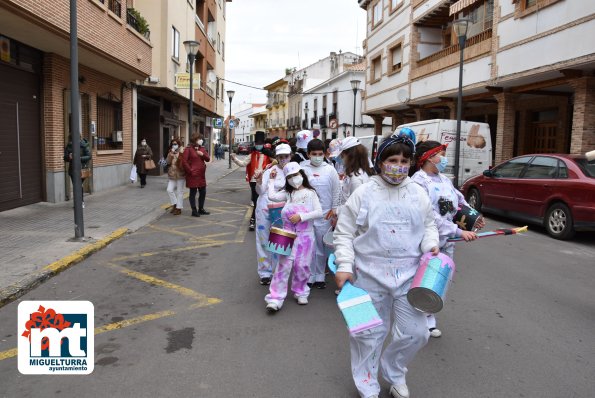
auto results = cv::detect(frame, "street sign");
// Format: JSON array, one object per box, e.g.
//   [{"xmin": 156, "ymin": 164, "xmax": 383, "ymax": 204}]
[
  {"xmin": 329, "ymin": 119, "xmax": 338, "ymax": 129},
  {"xmin": 175, "ymin": 73, "xmax": 200, "ymax": 89},
  {"xmin": 213, "ymin": 118, "xmax": 223, "ymax": 128},
  {"xmin": 229, "ymin": 120, "xmax": 235, "ymax": 128}
]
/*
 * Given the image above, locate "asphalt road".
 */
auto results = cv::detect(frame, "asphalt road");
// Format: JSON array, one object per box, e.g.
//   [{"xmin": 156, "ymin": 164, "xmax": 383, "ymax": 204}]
[{"xmin": 1, "ymin": 169, "xmax": 594, "ymax": 398}]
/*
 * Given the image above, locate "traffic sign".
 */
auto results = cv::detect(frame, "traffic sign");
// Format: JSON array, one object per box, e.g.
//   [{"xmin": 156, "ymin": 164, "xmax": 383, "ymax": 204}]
[
  {"xmin": 213, "ymin": 118, "xmax": 223, "ymax": 128},
  {"xmin": 229, "ymin": 120, "xmax": 235, "ymax": 128}
]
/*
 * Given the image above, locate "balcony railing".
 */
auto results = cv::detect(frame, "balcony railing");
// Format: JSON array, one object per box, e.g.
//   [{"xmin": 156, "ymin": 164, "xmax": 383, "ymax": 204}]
[
  {"xmin": 319, "ymin": 115, "xmax": 327, "ymax": 128},
  {"xmin": 417, "ymin": 28, "xmax": 492, "ymax": 67}
]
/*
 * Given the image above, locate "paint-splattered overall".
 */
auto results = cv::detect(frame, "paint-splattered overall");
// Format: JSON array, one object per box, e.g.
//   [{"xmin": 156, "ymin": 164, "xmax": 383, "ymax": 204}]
[
  {"xmin": 254, "ymin": 166, "xmax": 285, "ymax": 278},
  {"xmin": 265, "ymin": 202, "xmax": 316, "ymax": 308}
]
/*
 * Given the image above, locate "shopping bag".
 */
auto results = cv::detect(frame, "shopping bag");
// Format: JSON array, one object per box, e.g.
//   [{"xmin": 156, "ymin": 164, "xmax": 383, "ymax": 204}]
[
  {"xmin": 144, "ymin": 159, "xmax": 156, "ymax": 170},
  {"xmin": 80, "ymin": 167, "xmax": 91, "ymax": 179},
  {"xmin": 130, "ymin": 165, "xmax": 137, "ymax": 182}
]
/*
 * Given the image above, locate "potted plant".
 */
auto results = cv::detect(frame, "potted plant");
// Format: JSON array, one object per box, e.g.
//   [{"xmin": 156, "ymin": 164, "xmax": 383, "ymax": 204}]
[{"xmin": 127, "ymin": 8, "xmax": 150, "ymax": 39}]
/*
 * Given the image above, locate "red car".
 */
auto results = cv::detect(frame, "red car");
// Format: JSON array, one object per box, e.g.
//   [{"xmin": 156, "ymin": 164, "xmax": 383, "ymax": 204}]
[{"xmin": 460, "ymin": 154, "xmax": 595, "ymax": 240}]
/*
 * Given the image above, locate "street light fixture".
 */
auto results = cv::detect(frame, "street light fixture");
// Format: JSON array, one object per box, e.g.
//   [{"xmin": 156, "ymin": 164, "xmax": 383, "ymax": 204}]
[
  {"xmin": 227, "ymin": 90, "xmax": 235, "ymax": 169},
  {"xmin": 452, "ymin": 18, "xmax": 469, "ymax": 188},
  {"xmin": 183, "ymin": 40, "xmax": 200, "ymax": 139},
  {"xmin": 304, "ymin": 102, "xmax": 309, "ymax": 129},
  {"xmin": 350, "ymin": 79, "xmax": 361, "ymax": 137}
]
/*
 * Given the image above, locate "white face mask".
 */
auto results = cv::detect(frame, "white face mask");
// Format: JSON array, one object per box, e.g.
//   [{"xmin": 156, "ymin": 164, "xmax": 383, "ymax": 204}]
[
  {"xmin": 172, "ymin": 144, "xmax": 179, "ymax": 151},
  {"xmin": 197, "ymin": 139, "xmax": 204, "ymax": 146},
  {"xmin": 288, "ymin": 175, "xmax": 303, "ymax": 189},
  {"xmin": 141, "ymin": 141, "xmax": 147, "ymax": 146},
  {"xmin": 310, "ymin": 156, "xmax": 324, "ymax": 167}
]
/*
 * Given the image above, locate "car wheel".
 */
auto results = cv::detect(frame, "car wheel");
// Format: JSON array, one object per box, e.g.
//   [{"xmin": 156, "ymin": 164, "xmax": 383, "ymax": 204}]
[
  {"xmin": 545, "ymin": 202, "xmax": 575, "ymax": 240},
  {"xmin": 467, "ymin": 188, "xmax": 482, "ymax": 211}
]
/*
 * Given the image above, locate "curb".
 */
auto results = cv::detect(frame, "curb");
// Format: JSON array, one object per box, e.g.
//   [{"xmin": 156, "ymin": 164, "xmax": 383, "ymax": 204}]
[{"xmin": 0, "ymin": 228, "xmax": 129, "ymax": 309}]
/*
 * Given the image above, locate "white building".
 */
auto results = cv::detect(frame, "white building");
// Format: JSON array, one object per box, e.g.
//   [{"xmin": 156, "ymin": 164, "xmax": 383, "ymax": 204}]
[
  {"xmin": 234, "ymin": 103, "xmax": 265, "ymax": 143},
  {"xmin": 358, "ymin": 0, "xmax": 595, "ymax": 163}
]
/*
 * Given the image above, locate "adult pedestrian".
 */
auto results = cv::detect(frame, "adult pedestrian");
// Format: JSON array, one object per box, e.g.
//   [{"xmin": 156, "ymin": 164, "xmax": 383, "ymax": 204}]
[
  {"xmin": 231, "ymin": 131, "xmax": 272, "ymax": 231},
  {"xmin": 166, "ymin": 138, "xmax": 185, "ymax": 215},
  {"xmin": 214, "ymin": 143, "xmax": 221, "ymax": 160},
  {"xmin": 181, "ymin": 133, "xmax": 210, "ymax": 217},
  {"xmin": 133, "ymin": 138, "xmax": 153, "ymax": 188},
  {"xmin": 292, "ymin": 130, "xmax": 312, "ymax": 163},
  {"xmin": 64, "ymin": 133, "xmax": 91, "ymax": 208}
]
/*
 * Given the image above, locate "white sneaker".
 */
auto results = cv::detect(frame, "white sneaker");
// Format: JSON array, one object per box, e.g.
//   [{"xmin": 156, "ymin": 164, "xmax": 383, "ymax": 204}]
[
  {"xmin": 296, "ymin": 296, "xmax": 308, "ymax": 305},
  {"xmin": 367, "ymin": 395, "xmax": 379, "ymax": 398},
  {"xmin": 82, "ymin": 201, "xmax": 85, "ymax": 209},
  {"xmin": 429, "ymin": 327, "xmax": 442, "ymax": 338},
  {"xmin": 266, "ymin": 302, "xmax": 279, "ymax": 312},
  {"xmin": 390, "ymin": 384, "xmax": 409, "ymax": 398}
]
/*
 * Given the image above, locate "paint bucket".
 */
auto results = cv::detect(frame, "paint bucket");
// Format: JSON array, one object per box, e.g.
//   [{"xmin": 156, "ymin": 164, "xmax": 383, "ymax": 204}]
[
  {"xmin": 266, "ymin": 227, "xmax": 297, "ymax": 256},
  {"xmin": 323, "ymin": 228, "xmax": 334, "ymax": 259},
  {"xmin": 453, "ymin": 205, "xmax": 483, "ymax": 231},
  {"xmin": 267, "ymin": 202, "xmax": 285, "ymax": 228},
  {"xmin": 407, "ymin": 252, "xmax": 456, "ymax": 314}
]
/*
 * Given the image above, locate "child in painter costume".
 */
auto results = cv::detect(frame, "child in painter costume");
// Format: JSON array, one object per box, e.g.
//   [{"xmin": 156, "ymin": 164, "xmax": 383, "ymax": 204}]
[
  {"xmin": 411, "ymin": 139, "xmax": 483, "ymax": 338},
  {"xmin": 333, "ymin": 131, "xmax": 439, "ymax": 398},
  {"xmin": 264, "ymin": 162, "xmax": 323, "ymax": 312}
]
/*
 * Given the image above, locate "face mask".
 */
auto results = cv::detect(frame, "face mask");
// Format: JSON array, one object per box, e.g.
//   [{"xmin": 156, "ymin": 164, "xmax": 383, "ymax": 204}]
[
  {"xmin": 255, "ymin": 145, "xmax": 263, "ymax": 151},
  {"xmin": 141, "ymin": 141, "xmax": 147, "ymax": 146},
  {"xmin": 288, "ymin": 175, "xmax": 303, "ymax": 189},
  {"xmin": 436, "ymin": 156, "xmax": 448, "ymax": 173},
  {"xmin": 197, "ymin": 139, "xmax": 204, "ymax": 146},
  {"xmin": 172, "ymin": 144, "xmax": 179, "ymax": 151},
  {"xmin": 278, "ymin": 157, "xmax": 290, "ymax": 167},
  {"xmin": 310, "ymin": 156, "xmax": 324, "ymax": 167},
  {"xmin": 381, "ymin": 164, "xmax": 409, "ymax": 185}
]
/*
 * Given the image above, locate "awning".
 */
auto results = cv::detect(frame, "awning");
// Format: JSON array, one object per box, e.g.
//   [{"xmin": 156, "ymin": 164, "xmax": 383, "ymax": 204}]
[{"xmin": 450, "ymin": 0, "xmax": 481, "ymax": 16}]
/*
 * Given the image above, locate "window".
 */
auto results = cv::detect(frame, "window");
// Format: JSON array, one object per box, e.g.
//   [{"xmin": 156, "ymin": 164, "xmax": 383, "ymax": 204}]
[
  {"xmin": 390, "ymin": 0, "xmax": 403, "ymax": 13},
  {"xmin": 522, "ymin": 156, "xmax": 558, "ymax": 179},
  {"xmin": 172, "ymin": 26, "xmax": 179, "ymax": 59},
  {"xmin": 372, "ymin": 1, "xmax": 383, "ymax": 28},
  {"xmin": 389, "ymin": 42, "xmax": 403, "ymax": 73},
  {"xmin": 493, "ymin": 157, "xmax": 531, "ymax": 178},
  {"xmin": 217, "ymin": 33, "xmax": 221, "ymax": 53},
  {"xmin": 97, "ymin": 98, "xmax": 123, "ymax": 150},
  {"xmin": 371, "ymin": 55, "xmax": 382, "ymax": 83},
  {"xmin": 516, "ymin": 0, "xmax": 561, "ymax": 18},
  {"xmin": 222, "ymin": 41, "xmax": 225, "ymax": 60}
]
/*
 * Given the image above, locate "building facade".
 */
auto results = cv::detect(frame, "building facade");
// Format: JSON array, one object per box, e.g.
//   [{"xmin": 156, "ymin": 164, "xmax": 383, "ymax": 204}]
[
  {"xmin": 358, "ymin": 0, "xmax": 595, "ymax": 163},
  {"xmin": 264, "ymin": 78, "xmax": 289, "ymax": 139},
  {"xmin": 0, "ymin": 0, "xmax": 151, "ymax": 210},
  {"xmin": 234, "ymin": 103, "xmax": 265, "ymax": 143}
]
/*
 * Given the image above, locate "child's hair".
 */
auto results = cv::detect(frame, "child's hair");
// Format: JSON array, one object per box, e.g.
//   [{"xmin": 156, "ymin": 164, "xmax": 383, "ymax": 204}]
[
  {"xmin": 307, "ymin": 138, "xmax": 325, "ymax": 154},
  {"xmin": 343, "ymin": 145, "xmax": 375, "ymax": 177},
  {"xmin": 324, "ymin": 138, "xmax": 332, "ymax": 152},
  {"xmin": 284, "ymin": 169, "xmax": 315, "ymax": 195},
  {"xmin": 378, "ymin": 141, "xmax": 413, "ymax": 164},
  {"xmin": 414, "ymin": 140, "xmax": 442, "ymax": 166}
]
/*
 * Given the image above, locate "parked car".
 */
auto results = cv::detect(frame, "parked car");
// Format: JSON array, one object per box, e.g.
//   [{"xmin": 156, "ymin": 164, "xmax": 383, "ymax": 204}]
[
  {"xmin": 235, "ymin": 142, "xmax": 252, "ymax": 155},
  {"xmin": 460, "ymin": 154, "xmax": 595, "ymax": 240},
  {"xmin": 220, "ymin": 144, "xmax": 229, "ymax": 152}
]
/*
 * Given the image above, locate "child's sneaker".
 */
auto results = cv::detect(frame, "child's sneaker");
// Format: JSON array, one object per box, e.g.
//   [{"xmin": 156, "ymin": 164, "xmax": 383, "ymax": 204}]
[
  {"xmin": 390, "ymin": 384, "xmax": 409, "ymax": 398},
  {"xmin": 314, "ymin": 281, "xmax": 327, "ymax": 289},
  {"xmin": 295, "ymin": 296, "xmax": 308, "ymax": 305},
  {"xmin": 429, "ymin": 327, "xmax": 442, "ymax": 338},
  {"xmin": 266, "ymin": 303, "xmax": 279, "ymax": 313},
  {"xmin": 259, "ymin": 277, "xmax": 271, "ymax": 285}
]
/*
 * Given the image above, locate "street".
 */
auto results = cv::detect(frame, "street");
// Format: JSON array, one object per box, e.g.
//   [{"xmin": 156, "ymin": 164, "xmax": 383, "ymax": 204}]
[{"xmin": 1, "ymin": 168, "xmax": 594, "ymax": 398}]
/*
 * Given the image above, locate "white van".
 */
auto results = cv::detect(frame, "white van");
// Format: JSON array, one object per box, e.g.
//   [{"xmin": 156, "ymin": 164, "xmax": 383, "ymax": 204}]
[{"xmin": 397, "ymin": 119, "xmax": 492, "ymax": 183}]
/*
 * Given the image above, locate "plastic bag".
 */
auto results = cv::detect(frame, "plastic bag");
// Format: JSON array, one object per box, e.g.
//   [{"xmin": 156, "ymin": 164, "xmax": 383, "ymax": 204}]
[{"xmin": 130, "ymin": 165, "xmax": 137, "ymax": 182}]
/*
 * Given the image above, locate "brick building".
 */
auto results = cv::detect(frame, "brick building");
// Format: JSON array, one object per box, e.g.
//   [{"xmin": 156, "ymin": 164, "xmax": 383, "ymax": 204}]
[
  {"xmin": 358, "ymin": 0, "xmax": 595, "ymax": 164},
  {"xmin": 0, "ymin": 0, "xmax": 151, "ymax": 211}
]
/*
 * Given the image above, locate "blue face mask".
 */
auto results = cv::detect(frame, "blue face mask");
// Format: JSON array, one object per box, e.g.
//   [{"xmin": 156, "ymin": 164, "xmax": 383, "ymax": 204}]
[
  {"xmin": 255, "ymin": 145, "xmax": 263, "ymax": 151},
  {"xmin": 436, "ymin": 156, "xmax": 448, "ymax": 173}
]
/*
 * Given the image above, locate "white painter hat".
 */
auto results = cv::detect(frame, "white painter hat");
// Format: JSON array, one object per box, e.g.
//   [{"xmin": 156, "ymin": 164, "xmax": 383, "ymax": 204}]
[
  {"xmin": 340, "ymin": 137, "xmax": 361, "ymax": 153},
  {"xmin": 283, "ymin": 162, "xmax": 301, "ymax": 177},
  {"xmin": 296, "ymin": 130, "xmax": 313, "ymax": 149},
  {"xmin": 275, "ymin": 143, "xmax": 291, "ymax": 156},
  {"xmin": 328, "ymin": 139, "xmax": 342, "ymax": 158}
]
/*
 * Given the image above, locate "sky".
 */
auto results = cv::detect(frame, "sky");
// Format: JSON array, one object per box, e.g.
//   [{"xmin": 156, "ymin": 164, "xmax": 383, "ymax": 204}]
[{"xmin": 225, "ymin": 0, "xmax": 367, "ymax": 112}]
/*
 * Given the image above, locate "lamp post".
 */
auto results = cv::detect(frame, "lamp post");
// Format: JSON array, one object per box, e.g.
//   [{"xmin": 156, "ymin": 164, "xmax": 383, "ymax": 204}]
[
  {"xmin": 183, "ymin": 40, "xmax": 200, "ymax": 139},
  {"xmin": 452, "ymin": 18, "xmax": 469, "ymax": 188},
  {"xmin": 350, "ymin": 79, "xmax": 361, "ymax": 137},
  {"xmin": 304, "ymin": 102, "xmax": 309, "ymax": 129},
  {"xmin": 227, "ymin": 90, "xmax": 235, "ymax": 169}
]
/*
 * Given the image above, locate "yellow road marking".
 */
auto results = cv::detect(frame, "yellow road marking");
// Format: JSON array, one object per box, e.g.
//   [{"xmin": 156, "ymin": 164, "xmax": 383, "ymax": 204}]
[
  {"xmin": 111, "ymin": 241, "xmax": 227, "ymax": 261},
  {"xmin": 107, "ymin": 262, "xmax": 222, "ymax": 307},
  {"xmin": 94, "ymin": 310, "xmax": 176, "ymax": 334},
  {"xmin": 206, "ymin": 197, "xmax": 250, "ymax": 208},
  {"xmin": 0, "ymin": 348, "xmax": 17, "ymax": 361},
  {"xmin": 235, "ymin": 206, "xmax": 254, "ymax": 243}
]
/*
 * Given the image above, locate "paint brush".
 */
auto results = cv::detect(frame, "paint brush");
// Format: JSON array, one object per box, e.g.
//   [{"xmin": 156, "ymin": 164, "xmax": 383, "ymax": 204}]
[
  {"xmin": 328, "ymin": 254, "xmax": 383, "ymax": 335},
  {"xmin": 447, "ymin": 225, "xmax": 528, "ymax": 242}
]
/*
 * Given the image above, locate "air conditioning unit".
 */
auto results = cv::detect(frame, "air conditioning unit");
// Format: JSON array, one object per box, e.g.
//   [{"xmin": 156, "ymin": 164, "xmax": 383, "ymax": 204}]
[{"xmin": 112, "ymin": 130, "xmax": 123, "ymax": 142}]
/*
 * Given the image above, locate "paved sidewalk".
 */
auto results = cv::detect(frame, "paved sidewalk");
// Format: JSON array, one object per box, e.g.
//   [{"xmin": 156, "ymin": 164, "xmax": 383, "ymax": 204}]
[{"xmin": 0, "ymin": 158, "xmax": 241, "ymax": 306}]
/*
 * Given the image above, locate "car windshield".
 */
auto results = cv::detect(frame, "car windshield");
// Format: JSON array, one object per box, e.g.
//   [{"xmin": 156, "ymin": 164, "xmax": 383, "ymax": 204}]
[{"xmin": 574, "ymin": 158, "xmax": 595, "ymax": 178}]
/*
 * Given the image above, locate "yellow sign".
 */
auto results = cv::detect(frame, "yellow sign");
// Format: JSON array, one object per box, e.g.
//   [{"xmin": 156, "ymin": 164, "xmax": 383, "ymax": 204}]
[
  {"xmin": 0, "ymin": 36, "xmax": 10, "ymax": 63},
  {"xmin": 175, "ymin": 73, "xmax": 201, "ymax": 89}
]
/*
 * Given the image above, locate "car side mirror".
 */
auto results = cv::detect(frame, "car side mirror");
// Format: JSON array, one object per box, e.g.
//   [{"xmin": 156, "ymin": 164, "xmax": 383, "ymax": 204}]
[{"xmin": 483, "ymin": 169, "xmax": 493, "ymax": 177}]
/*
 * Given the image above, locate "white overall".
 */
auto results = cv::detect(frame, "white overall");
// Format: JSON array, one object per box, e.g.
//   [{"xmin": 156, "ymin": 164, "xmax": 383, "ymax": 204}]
[
  {"xmin": 254, "ymin": 166, "xmax": 286, "ymax": 278},
  {"xmin": 334, "ymin": 177, "xmax": 439, "ymax": 398}
]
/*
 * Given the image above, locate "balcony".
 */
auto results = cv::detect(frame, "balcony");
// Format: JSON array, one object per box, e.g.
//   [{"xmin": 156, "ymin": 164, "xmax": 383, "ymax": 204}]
[
  {"xmin": 413, "ymin": 28, "xmax": 493, "ymax": 79},
  {"xmin": 103, "ymin": 0, "xmax": 122, "ymax": 17},
  {"xmin": 319, "ymin": 115, "xmax": 327, "ymax": 128},
  {"xmin": 126, "ymin": 8, "xmax": 150, "ymax": 39}
]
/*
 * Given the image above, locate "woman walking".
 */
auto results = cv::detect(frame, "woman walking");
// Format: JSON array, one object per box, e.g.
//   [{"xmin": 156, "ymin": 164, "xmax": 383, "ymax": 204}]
[
  {"xmin": 181, "ymin": 133, "xmax": 210, "ymax": 217},
  {"xmin": 133, "ymin": 138, "xmax": 153, "ymax": 188},
  {"xmin": 166, "ymin": 138, "xmax": 185, "ymax": 215}
]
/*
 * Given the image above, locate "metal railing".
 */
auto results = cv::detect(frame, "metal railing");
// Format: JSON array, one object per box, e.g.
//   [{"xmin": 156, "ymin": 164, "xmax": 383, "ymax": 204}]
[{"xmin": 417, "ymin": 28, "xmax": 492, "ymax": 67}]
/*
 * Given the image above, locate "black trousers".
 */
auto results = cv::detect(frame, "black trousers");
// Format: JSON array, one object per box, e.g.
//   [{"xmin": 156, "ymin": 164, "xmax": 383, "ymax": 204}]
[
  {"xmin": 69, "ymin": 173, "xmax": 85, "ymax": 201},
  {"xmin": 189, "ymin": 187, "xmax": 206, "ymax": 210},
  {"xmin": 139, "ymin": 173, "xmax": 147, "ymax": 186},
  {"xmin": 249, "ymin": 181, "xmax": 258, "ymax": 221}
]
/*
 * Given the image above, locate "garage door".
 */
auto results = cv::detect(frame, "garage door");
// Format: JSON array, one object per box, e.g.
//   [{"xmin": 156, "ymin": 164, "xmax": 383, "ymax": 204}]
[{"xmin": 0, "ymin": 63, "xmax": 42, "ymax": 212}]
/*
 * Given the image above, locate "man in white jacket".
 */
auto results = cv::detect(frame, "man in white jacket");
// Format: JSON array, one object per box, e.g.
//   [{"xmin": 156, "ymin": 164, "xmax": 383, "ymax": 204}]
[
  {"xmin": 333, "ymin": 133, "xmax": 439, "ymax": 398},
  {"xmin": 301, "ymin": 138, "xmax": 341, "ymax": 288}
]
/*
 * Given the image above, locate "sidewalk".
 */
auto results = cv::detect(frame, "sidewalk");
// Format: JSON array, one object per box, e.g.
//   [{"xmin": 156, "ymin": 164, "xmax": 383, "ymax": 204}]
[{"xmin": 0, "ymin": 158, "xmax": 240, "ymax": 307}]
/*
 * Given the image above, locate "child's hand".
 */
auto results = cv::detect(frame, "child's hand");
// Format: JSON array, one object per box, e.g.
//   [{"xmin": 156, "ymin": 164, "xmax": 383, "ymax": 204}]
[
  {"xmin": 335, "ymin": 272, "xmax": 353, "ymax": 289},
  {"xmin": 289, "ymin": 214, "xmax": 301, "ymax": 224},
  {"xmin": 475, "ymin": 217, "xmax": 486, "ymax": 230},
  {"xmin": 324, "ymin": 209, "xmax": 336, "ymax": 220},
  {"xmin": 461, "ymin": 231, "xmax": 477, "ymax": 241},
  {"xmin": 430, "ymin": 246, "xmax": 440, "ymax": 255}
]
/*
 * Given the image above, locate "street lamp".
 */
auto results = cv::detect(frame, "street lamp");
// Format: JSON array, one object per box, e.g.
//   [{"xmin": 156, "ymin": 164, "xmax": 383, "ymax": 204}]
[
  {"xmin": 183, "ymin": 40, "xmax": 200, "ymax": 138},
  {"xmin": 350, "ymin": 79, "xmax": 361, "ymax": 137},
  {"xmin": 304, "ymin": 102, "xmax": 309, "ymax": 129},
  {"xmin": 227, "ymin": 90, "xmax": 235, "ymax": 169},
  {"xmin": 452, "ymin": 18, "xmax": 469, "ymax": 188}
]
